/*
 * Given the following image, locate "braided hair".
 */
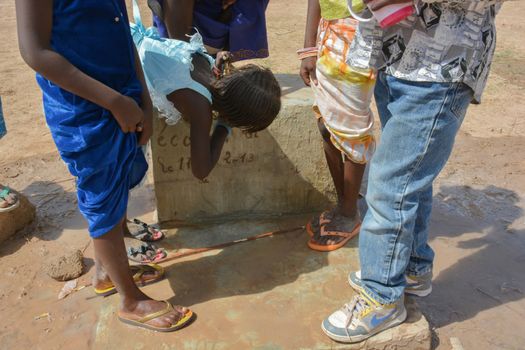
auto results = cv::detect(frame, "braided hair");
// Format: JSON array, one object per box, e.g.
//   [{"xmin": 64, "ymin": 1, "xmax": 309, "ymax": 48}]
[{"xmin": 210, "ymin": 64, "xmax": 281, "ymax": 133}]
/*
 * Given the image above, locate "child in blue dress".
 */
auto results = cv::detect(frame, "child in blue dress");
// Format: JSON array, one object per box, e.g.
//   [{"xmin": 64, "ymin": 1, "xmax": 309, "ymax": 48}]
[
  {"xmin": 130, "ymin": 0, "xmax": 281, "ymax": 180},
  {"xmin": 149, "ymin": 0, "xmax": 270, "ymax": 61},
  {"xmin": 16, "ymin": 0, "xmax": 193, "ymax": 332}
]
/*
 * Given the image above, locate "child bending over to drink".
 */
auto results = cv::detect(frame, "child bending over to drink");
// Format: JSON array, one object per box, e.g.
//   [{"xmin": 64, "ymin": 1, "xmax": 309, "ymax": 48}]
[{"xmin": 130, "ymin": 0, "xmax": 281, "ymax": 180}]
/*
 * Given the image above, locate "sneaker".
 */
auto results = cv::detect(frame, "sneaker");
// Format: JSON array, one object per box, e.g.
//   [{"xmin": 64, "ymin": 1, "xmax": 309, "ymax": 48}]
[
  {"xmin": 322, "ymin": 293, "xmax": 407, "ymax": 343},
  {"xmin": 348, "ymin": 270, "xmax": 433, "ymax": 297}
]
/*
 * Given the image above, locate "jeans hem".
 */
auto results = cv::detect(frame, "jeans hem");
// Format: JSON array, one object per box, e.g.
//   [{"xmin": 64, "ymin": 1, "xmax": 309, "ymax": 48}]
[
  {"xmin": 362, "ymin": 285, "xmax": 400, "ymax": 305},
  {"xmin": 405, "ymin": 268, "xmax": 433, "ymax": 278}
]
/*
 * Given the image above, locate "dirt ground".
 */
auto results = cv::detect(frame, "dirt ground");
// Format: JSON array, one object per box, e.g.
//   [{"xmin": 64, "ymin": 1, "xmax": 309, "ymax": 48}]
[{"xmin": 1, "ymin": 1, "xmax": 525, "ymax": 349}]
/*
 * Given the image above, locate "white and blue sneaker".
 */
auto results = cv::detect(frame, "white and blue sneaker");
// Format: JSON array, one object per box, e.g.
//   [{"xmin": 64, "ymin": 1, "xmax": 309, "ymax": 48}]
[
  {"xmin": 348, "ymin": 270, "xmax": 433, "ymax": 297},
  {"xmin": 322, "ymin": 293, "xmax": 407, "ymax": 343}
]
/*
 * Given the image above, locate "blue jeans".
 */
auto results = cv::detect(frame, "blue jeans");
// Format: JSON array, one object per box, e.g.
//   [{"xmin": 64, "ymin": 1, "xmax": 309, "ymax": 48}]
[{"xmin": 359, "ymin": 72, "xmax": 473, "ymax": 304}]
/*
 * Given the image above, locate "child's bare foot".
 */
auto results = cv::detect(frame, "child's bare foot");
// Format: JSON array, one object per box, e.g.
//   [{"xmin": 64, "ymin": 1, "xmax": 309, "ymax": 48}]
[
  {"xmin": 306, "ymin": 206, "xmax": 341, "ymax": 237},
  {"xmin": 90, "ymin": 220, "xmax": 192, "ymax": 331},
  {"xmin": 119, "ymin": 298, "xmax": 194, "ymax": 332},
  {"xmin": 93, "ymin": 264, "xmax": 165, "ymax": 297},
  {"xmin": 308, "ymin": 213, "xmax": 360, "ymax": 252},
  {"xmin": 93, "ymin": 264, "xmax": 112, "ymax": 290}
]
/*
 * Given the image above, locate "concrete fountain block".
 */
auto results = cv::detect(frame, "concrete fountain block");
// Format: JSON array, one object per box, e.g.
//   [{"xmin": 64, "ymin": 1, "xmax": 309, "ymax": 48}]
[{"xmin": 150, "ymin": 77, "xmax": 336, "ymax": 226}]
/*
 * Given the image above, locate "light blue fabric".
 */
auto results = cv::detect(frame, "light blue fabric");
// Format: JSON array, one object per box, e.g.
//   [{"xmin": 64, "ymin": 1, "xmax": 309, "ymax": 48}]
[
  {"xmin": 0, "ymin": 97, "xmax": 6, "ymax": 139},
  {"xmin": 359, "ymin": 71, "xmax": 473, "ymax": 304},
  {"xmin": 130, "ymin": 0, "xmax": 215, "ymax": 125},
  {"xmin": 36, "ymin": 0, "xmax": 148, "ymax": 238}
]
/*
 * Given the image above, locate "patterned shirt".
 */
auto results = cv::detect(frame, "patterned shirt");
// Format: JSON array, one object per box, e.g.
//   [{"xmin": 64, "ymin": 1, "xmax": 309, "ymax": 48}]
[{"xmin": 348, "ymin": 0, "xmax": 505, "ymax": 103}]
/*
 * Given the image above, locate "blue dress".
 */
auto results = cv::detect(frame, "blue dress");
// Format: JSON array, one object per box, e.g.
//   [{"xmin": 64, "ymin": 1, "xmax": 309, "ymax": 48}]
[
  {"xmin": 152, "ymin": 0, "xmax": 270, "ymax": 61},
  {"xmin": 37, "ymin": 0, "xmax": 148, "ymax": 238}
]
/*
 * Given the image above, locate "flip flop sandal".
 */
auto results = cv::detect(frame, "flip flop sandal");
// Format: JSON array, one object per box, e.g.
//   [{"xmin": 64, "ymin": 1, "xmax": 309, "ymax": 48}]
[
  {"xmin": 127, "ymin": 218, "xmax": 164, "ymax": 242},
  {"xmin": 94, "ymin": 264, "xmax": 165, "ymax": 297},
  {"xmin": 0, "ymin": 187, "xmax": 20, "ymax": 213},
  {"xmin": 118, "ymin": 301, "xmax": 195, "ymax": 332},
  {"xmin": 127, "ymin": 244, "xmax": 168, "ymax": 264},
  {"xmin": 307, "ymin": 222, "xmax": 361, "ymax": 252},
  {"xmin": 306, "ymin": 209, "xmax": 338, "ymax": 237}
]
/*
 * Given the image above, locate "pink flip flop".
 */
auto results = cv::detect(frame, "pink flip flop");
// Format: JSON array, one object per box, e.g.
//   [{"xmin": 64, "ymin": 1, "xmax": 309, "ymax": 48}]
[
  {"xmin": 0, "ymin": 187, "xmax": 20, "ymax": 213},
  {"xmin": 127, "ymin": 218, "xmax": 164, "ymax": 242}
]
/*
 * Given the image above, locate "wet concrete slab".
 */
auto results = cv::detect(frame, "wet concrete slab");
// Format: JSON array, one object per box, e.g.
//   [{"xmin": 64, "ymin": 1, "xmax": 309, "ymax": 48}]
[{"xmin": 92, "ymin": 217, "xmax": 431, "ymax": 349}]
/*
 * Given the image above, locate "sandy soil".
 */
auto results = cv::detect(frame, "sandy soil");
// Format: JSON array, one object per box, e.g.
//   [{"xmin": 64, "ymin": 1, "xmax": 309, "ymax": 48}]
[{"xmin": 1, "ymin": 0, "xmax": 524, "ymax": 349}]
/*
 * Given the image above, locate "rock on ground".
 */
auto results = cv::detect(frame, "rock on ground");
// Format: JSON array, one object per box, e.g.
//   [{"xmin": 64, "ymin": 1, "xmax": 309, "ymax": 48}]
[
  {"xmin": 45, "ymin": 249, "xmax": 85, "ymax": 281},
  {"xmin": 344, "ymin": 297, "xmax": 432, "ymax": 350},
  {"xmin": 0, "ymin": 188, "xmax": 36, "ymax": 243}
]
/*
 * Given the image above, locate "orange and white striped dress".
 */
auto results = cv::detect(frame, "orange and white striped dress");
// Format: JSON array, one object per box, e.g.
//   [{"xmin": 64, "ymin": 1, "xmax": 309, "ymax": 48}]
[{"xmin": 312, "ymin": 4, "xmax": 376, "ymax": 164}]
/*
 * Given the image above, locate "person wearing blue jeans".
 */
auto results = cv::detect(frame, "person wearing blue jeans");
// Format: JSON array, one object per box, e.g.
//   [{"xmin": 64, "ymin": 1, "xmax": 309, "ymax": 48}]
[
  {"xmin": 359, "ymin": 75, "xmax": 473, "ymax": 300},
  {"xmin": 321, "ymin": 0, "xmax": 507, "ymax": 343}
]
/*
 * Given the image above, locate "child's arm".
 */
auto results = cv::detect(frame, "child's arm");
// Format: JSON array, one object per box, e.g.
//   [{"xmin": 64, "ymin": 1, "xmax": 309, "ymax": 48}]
[
  {"xmin": 213, "ymin": 51, "xmax": 233, "ymax": 78},
  {"xmin": 299, "ymin": 0, "xmax": 321, "ymax": 86},
  {"xmin": 132, "ymin": 45, "xmax": 154, "ymax": 145},
  {"xmin": 161, "ymin": 0, "xmax": 238, "ymax": 41},
  {"xmin": 16, "ymin": 0, "xmax": 144, "ymax": 133},
  {"xmin": 162, "ymin": 0, "xmax": 195, "ymax": 41},
  {"xmin": 168, "ymin": 90, "xmax": 228, "ymax": 180}
]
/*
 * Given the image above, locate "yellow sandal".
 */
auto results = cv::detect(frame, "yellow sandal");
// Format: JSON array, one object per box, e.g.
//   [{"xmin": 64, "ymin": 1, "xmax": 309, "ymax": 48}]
[
  {"xmin": 94, "ymin": 264, "xmax": 165, "ymax": 297},
  {"xmin": 118, "ymin": 301, "xmax": 195, "ymax": 332}
]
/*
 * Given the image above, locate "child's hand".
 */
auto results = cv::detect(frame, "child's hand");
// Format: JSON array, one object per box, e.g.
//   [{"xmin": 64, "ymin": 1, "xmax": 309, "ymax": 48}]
[
  {"xmin": 138, "ymin": 104, "xmax": 153, "ymax": 145},
  {"xmin": 215, "ymin": 51, "xmax": 232, "ymax": 67},
  {"xmin": 214, "ymin": 51, "xmax": 233, "ymax": 78},
  {"xmin": 300, "ymin": 56, "xmax": 318, "ymax": 86},
  {"xmin": 110, "ymin": 95, "xmax": 144, "ymax": 133},
  {"xmin": 222, "ymin": 0, "xmax": 236, "ymax": 10}
]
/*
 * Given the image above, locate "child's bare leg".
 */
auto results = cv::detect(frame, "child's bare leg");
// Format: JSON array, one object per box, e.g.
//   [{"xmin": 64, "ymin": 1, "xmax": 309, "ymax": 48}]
[
  {"xmin": 92, "ymin": 218, "xmax": 186, "ymax": 328},
  {"xmin": 307, "ymin": 119, "xmax": 345, "ymax": 236},
  {"xmin": 122, "ymin": 215, "xmax": 131, "ymax": 236},
  {"xmin": 340, "ymin": 157, "xmax": 365, "ymax": 218},
  {"xmin": 312, "ymin": 121, "xmax": 366, "ymax": 246},
  {"xmin": 314, "ymin": 159, "xmax": 365, "ymax": 246},
  {"xmin": 318, "ymin": 119, "xmax": 344, "ymax": 202}
]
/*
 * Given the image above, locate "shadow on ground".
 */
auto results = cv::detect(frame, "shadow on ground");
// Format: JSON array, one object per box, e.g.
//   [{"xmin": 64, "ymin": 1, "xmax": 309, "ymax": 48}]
[
  {"xmin": 0, "ymin": 176, "xmax": 157, "ymax": 258},
  {"xmin": 420, "ymin": 185, "xmax": 525, "ymax": 342},
  {"xmin": 275, "ymin": 73, "xmax": 305, "ymax": 97}
]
